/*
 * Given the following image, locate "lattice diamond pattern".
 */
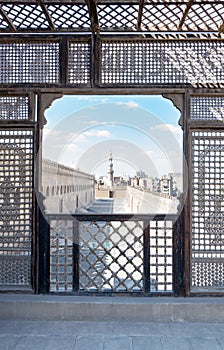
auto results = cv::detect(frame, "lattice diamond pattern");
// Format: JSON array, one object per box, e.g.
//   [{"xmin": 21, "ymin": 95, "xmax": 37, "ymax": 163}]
[
  {"xmin": 190, "ymin": 96, "xmax": 224, "ymax": 121},
  {"xmin": 183, "ymin": 4, "xmax": 224, "ymax": 32},
  {"xmin": 2, "ymin": 4, "xmax": 49, "ymax": 30},
  {"xmin": 68, "ymin": 41, "xmax": 90, "ymax": 84},
  {"xmin": 0, "ymin": 96, "xmax": 29, "ymax": 120},
  {"xmin": 47, "ymin": 5, "xmax": 90, "ymax": 29},
  {"xmin": 98, "ymin": 5, "xmax": 138, "ymax": 29},
  {"xmin": 0, "ymin": 16, "xmax": 8, "ymax": 29},
  {"xmin": 0, "ymin": 41, "xmax": 59, "ymax": 84},
  {"xmin": 79, "ymin": 221, "xmax": 144, "ymax": 292},
  {"xmin": 191, "ymin": 131, "xmax": 224, "ymax": 290},
  {"xmin": 150, "ymin": 220, "xmax": 173, "ymax": 292},
  {"xmin": 142, "ymin": 4, "xmax": 185, "ymax": 31},
  {"xmin": 0, "ymin": 129, "xmax": 33, "ymax": 287},
  {"xmin": 50, "ymin": 220, "xmax": 73, "ymax": 292}
]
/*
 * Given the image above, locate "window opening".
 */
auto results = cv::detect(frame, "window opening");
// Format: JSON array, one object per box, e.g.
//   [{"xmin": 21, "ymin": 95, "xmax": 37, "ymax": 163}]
[{"xmin": 41, "ymin": 94, "xmax": 183, "ymax": 293}]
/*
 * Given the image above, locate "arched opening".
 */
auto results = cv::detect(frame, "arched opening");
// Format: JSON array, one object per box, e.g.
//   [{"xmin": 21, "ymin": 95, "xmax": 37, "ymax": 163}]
[{"xmin": 41, "ymin": 94, "xmax": 183, "ymax": 216}]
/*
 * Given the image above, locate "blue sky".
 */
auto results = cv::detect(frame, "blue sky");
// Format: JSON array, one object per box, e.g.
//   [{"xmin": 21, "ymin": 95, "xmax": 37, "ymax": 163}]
[{"xmin": 43, "ymin": 95, "xmax": 183, "ymax": 178}]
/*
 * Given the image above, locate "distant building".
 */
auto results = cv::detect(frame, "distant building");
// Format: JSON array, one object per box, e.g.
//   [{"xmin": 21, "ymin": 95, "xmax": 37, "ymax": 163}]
[
  {"xmin": 152, "ymin": 178, "xmax": 160, "ymax": 193},
  {"xmin": 107, "ymin": 152, "xmax": 114, "ymax": 187},
  {"xmin": 169, "ymin": 172, "xmax": 183, "ymax": 194},
  {"xmin": 136, "ymin": 170, "xmax": 147, "ymax": 178},
  {"xmin": 160, "ymin": 175, "xmax": 173, "ymax": 196},
  {"xmin": 139, "ymin": 177, "xmax": 153, "ymax": 191}
]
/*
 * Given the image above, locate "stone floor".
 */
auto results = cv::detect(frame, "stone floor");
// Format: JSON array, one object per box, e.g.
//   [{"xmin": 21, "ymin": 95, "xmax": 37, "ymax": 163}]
[{"xmin": 1, "ymin": 320, "xmax": 224, "ymax": 350}]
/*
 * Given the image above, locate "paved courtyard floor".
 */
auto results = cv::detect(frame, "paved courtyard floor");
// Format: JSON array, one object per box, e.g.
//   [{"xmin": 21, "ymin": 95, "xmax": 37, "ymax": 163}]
[{"xmin": 1, "ymin": 320, "xmax": 224, "ymax": 350}]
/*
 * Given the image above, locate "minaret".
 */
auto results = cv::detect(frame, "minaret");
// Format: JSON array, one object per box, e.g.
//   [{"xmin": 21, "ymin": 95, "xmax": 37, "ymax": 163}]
[{"xmin": 107, "ymin": 151, "xmax": 114, "ymax": 187}]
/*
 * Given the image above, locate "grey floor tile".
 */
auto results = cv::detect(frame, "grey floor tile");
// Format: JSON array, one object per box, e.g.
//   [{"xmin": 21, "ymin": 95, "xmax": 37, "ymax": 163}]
[
  {"xmin": 14, "ymin": 336, "xmax": 47, "ymax": 350},
  {"xmin": 132, "ymin": 336, "xmax": 163, "ymax": 350},
  {"xmin": 45, "ymin": 335, "xmax": 76, "ymax": 350},
  {"xmin": 217, "ymin": 337, "xmax": 224, "ymax": 350},
  {"xmin": 161, "ymin": 336, "xmax": 192, "ymax": 350},
  {"xmin": 74, "ymin": 336, "xmax": 103, "ymax": 350},
  {"xmin": 0, "ymin": 335, "xmax": 21, "ymax": 350},
  {"xmin": 103, "ymin": 336, "xmax": 132, "ymax": 350},
  {"xmin": 190, "ymin": 337, "xmax": 222, "ymax": 350},
  {"xmin": 0, "ymin": 321, "xmax": 36, "ymax": 335},
  {"xmin": 111, "ymin": 322, "xmax": 171, "ymax": 337},
  {"xmin": 29, "ymin": 321, "xmax": 113, "ymax": 336},
  {"xmin": 170, "ymin": 323, "xmax": 224, "ymax": 339}
]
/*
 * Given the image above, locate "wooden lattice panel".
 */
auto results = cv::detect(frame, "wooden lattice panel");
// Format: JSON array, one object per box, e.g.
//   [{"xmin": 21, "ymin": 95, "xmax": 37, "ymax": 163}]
[
  {"xmin": 0, "ymin": 40, "xmax": 60, "ymax": 84},
  {"xmin": 192, "ymin": 260, "xmax": 224, "ymax": 289},
  {"xmin": 191, "ymin": 131, "xmax": 224, "ymax": 291},
  {"xmin": 183, "ymin": 4, "xmax": 224, "ymax": 32},
  {"xmin": 190, "ymin": 96, "xmax": 224, "ymax": 121},
  {"xmin": 68, "ymin": 41, "xmax": 91, "ymax": 84},
  {"xmin": 0, "ymin": 129, "xmax": 33, "ymax": 287},
  {"xmin": 100, "ymin": 39, "xmax": 224, "ymax": 87},
  {"xmin": 150, "ymin": 220, "xmax": 173, "ymax": 292},
  {"xmin": 0, "ymin": 96, "xmax": 29, "ymax": 120},
  {"xmin": 47, "ymin": 4, "xmax": 90, "ymax": 30},
  {"xmin": 2, "ymin": 4, "xmax": 49, "ymax": 30},
  {"xmin": 50, "ymin": 220, "xmax": 73, "ymax": 292},
  {"xmin": 79, "ymin": 220, "xmax": 144, "ymax": 292},
  {"xmin": 49, "ymin": 215, "xmax": 175, "ymax": 294},
  {"xmin": 141, "ymin": 4, "xmax": 185, "ymax": 31},
  {"xmin": 98, "ymin": 4, "xmax": 138, "ymax": 30},
  {"xmin": 0, "ymin": 1, "xmax": 224, "ymax": 34}
]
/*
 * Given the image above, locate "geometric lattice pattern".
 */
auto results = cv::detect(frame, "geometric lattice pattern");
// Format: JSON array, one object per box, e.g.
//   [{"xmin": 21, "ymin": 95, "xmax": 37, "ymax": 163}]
[
  {"xmin": 47, "ymin": 5, "xmax": 90, "ymax": 30},
  {"xmin": 150, "ymin": 220, "xmax": 173, "ymax": 292},
  {"xmin": 79, "ymin": 220, "xmax": 144, "ymax": 292},
  {"xmin": 50, "ymin": 220, "xmax": 73, "ymax": 292},
  {"xmin": 0, "ymin": 2, "xmax": 224, "ymax": 34},
  {"xmin": 190, "ymin": 96, "xmax": 224, "ymax": 121},
  {"xmin": 0, "ymin": 41, "xmax": 59, "ymax": 84},
  {"xmin": 98, "ymin": 5, "xmax": 138, "ymax": 30},
  {"xmin": 0, "ymin": 129, "xmax": 33, "ymax": 287},
  {"xmin": 191, "ymin": 131, "xmax": 224, "ymax": 291},
  {"xmin": 2, "ymin": 4, "xmax": 49, "ymax": 30},
  {"xmin": 0, "ymin": 96, "xmax": 29, "ymax": 120},
  {"xmin": 49, "ymin": 215, "xmax": 175, "ymax": 294},
  {"xmin": 100, "ymin": 39, "xmax": 224, "ymax": 87},
  {"xmin": 68, "ymin": 42, "xmax": 90, "ymax": 84},
  {"xmin": 141, "ymin": 4, "xmax": 185, "ymax": 32},
  {"xmin": 192, "ymin": 260, "xmax": 224, "ymax": 289}
]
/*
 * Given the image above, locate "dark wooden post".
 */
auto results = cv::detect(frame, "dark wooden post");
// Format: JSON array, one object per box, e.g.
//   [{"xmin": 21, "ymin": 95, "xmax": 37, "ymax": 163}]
[
  {"xmin": 173, "ymin": 204, "xmax": 185, "ymax": 296},
  {"xmin": 37, "ymin": 192, "xmax": 50, "ymax": 294},
  {"xmin": 143, "ymin": 220, "xmax": 150, "ymax": 293},
  {"xmin": 73, "ymin": 219, "xmax": 80, "ymax": 291}
]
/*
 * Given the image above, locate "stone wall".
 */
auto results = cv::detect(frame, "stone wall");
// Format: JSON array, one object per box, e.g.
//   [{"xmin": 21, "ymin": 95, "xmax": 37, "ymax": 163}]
[{"xmin": 41, "ymin": 159, "xmax": 95, "ymax": 213}]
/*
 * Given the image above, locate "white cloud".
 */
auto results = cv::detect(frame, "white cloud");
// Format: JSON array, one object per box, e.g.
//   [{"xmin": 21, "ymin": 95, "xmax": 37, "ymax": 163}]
[
  {"xmin": 43, "ymin": 128, "xmax": 61, "ymax": 140},
  {"xmin": 84, "ymin": 130, "xmax": 111, "ymax": 137},
  {"xmin": 115, "ymin": 101, "xmax": 139, "ymax": 109},
  {"xmin": 76, "ymin": 96, "xmax": 109, "ymax": 103},
  {"xmin": 67, "ymin": 129, "xmax": 112, "ymax": 144},
  {"xmin": 151, "ymin": 123, "xmax": 181, "ymax": 135}
]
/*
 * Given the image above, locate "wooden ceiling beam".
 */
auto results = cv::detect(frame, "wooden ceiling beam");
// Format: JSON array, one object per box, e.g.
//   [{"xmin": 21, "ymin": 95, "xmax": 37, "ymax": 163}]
[
  {"xmin": 85, "ymin": 0, "xmax": 99, "ymax": 33},
  {"xmin": 178, "ymin": 0, "xmax": 194, "ymax": 31},
  {"xmin": 37, "ymin": 0, "xmax": 55, "ymax": 31},
  {"xmin": 137, "ymin": 0, "xmax": 144, "ymax": 31}
]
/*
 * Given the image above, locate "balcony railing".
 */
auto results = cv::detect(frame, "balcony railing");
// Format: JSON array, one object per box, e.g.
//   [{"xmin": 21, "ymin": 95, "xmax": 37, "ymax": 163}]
[{"xmin": 44, "ymin": 213, "xmax": 184, "ymax": 296}]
